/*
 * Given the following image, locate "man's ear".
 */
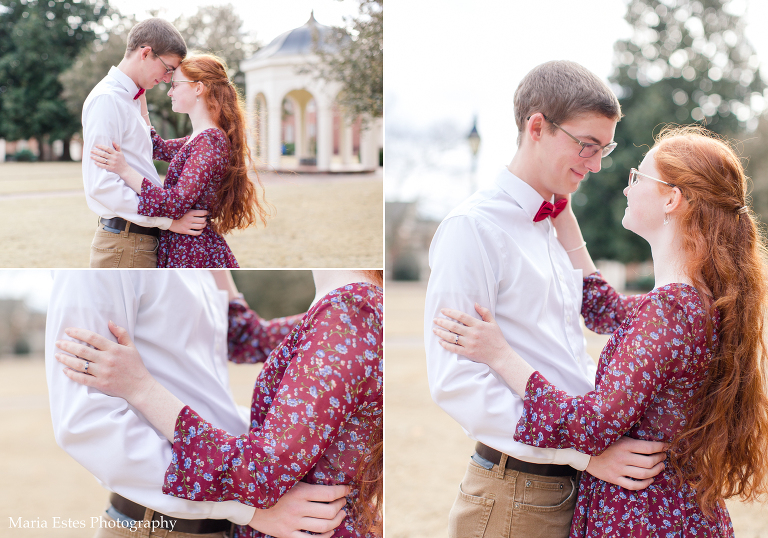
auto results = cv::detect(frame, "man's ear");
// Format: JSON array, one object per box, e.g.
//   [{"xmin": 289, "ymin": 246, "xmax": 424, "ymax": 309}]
[{"xmin": 526, "ymin": 113, "xmax": 545, "ymax": 144}]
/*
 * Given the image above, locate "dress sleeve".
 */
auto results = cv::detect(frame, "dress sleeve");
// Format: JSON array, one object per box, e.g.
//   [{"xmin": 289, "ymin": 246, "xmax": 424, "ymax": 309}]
[
  {"xmin": 581, "ymin": 272, "xmax": 646, "ymax": 335},
  {"xmin": 514, "ymin": 290, "xmax": 692, "ymax": 455},
  {"xmin": 161, "ymin": 292, "xmax": 382, "ymax": 508},
  {"xmin": 138, "ymin": 131, "xmax": 226, "ymax": 219},
  {"xmin": 227, "ymin": 299, "xmax": 304, "ymax": 364},
  {"xmin": 151, "ymin": 127, "xmax": 188, "ymax": 162}
]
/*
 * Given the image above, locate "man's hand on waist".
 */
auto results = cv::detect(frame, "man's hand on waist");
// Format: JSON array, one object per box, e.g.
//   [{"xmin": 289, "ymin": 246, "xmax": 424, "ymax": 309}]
[{"xmin": 586, "ymin": 436, "xmax": 667, "ymax": 491}]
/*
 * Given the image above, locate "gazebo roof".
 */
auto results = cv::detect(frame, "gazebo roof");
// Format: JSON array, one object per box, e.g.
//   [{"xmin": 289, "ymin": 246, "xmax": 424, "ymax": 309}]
[{"xmin": 248, "ymin": 12, "xmax": 335, "ymax": 61}]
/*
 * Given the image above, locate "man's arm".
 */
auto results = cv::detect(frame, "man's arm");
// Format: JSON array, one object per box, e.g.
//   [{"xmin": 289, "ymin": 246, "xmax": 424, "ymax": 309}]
[
  {"xmin": 424, "ymin": 216, "xmax": 591, "ymax": 470},
  {"xmin": 82, "ymin": 94, "xmax": 172, "ymax": 230},
  {"xmin": 45, "ymin": 271, "xmax": 252, "ymax": 524}
]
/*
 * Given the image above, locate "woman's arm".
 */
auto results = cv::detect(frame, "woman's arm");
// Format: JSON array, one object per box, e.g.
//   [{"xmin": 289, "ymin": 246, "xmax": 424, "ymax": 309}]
[
  {"xmin": 151, "ymin": 127, "xmax": 188, "ymax": 162},
  {"xmin": 436, "ymin": 292, "xmax": 690, "ymax": 455},
  {"xmin": 55, "ymin": 321, "xmax": 183, "ymax": 440},
  {"xmin": 161, "ymin": 289, "xmax": 382, "ymax": 508},
  {"xmin": 227, "ymin": 299, "xmax": 304, "ymax": 365},
  {"xmin": 582, "ymin": 273, "xmax": 646, "ymax": 335},
  {"xmin": 54, "ymin": 287, "xmax": 383, "ymax": 509},
  {"xmin": 514, "ymin": 291, "xmax": 693, "ymax": 455},
  {"xmin": 138, "ymin": 131, "xmax": 226, "ymax": 220},
  {"xmin": 553, "ymin": 200, "xmax": 645, "ymax": 333},
  {"xmin": 552, "ymin": 196, "xmax": 596, "ymax": 276}
]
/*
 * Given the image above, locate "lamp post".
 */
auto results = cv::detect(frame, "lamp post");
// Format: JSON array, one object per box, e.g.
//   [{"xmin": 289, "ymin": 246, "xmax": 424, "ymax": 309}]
[{"xmin": 467, "ymin": 116, "xmax": 481, "ymax": 194}]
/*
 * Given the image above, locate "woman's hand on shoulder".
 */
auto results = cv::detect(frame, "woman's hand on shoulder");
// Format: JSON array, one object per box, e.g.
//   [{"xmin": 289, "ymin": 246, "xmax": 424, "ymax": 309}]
[
  {"xmin": 91, "ymin": 142, "xmax": 130, "ymax": 178},
  {"xmin": 54, "ymin": 321, "xmax": 154, "ymax": 405},
  {"xmin": 433, "ymin": 303, "xmax": 514, "ymax": 370}
]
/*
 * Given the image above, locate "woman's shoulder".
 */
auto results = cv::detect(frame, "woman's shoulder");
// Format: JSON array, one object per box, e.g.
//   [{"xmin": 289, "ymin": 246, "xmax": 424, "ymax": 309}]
[
  {"xmin": 307, "ymin": 283, "xmax": 383, "ymax": 329},
  {"xmin": 633, "ymin": 283, "xmax": 711, "ymax": 334}
]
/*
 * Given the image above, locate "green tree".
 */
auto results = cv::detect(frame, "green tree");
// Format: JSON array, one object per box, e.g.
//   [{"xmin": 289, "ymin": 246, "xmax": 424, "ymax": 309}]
[
  {"xmin": 575, "ymin": 0, "xmax": 766, "ymax": 262},
  {"xmin": 312, "ymin": 0, "xmax": 382, "ymax": 121},
  {"xmin": 0, "ymin": 0, "xmax": 110, "ymax": 160}
]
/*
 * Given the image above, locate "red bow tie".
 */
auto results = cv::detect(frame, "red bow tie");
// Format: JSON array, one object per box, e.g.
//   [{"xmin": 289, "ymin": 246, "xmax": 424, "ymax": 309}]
[
  {"xmin": 134, "ymin": 88, "xmax": 145, "ymax": 100},
  {"xmin": 533, "ymin": 199, "xmax": 567, "ymax": 222}
]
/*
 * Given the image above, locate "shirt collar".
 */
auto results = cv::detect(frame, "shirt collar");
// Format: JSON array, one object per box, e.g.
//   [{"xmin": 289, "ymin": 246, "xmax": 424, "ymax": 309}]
[
  {"xmin": 494, "ymin": 167, "xmax": 553, "ymax": 221},
  {"xmin": 108, "ymin": 66, "xmax": 141, "ymax": 99}
]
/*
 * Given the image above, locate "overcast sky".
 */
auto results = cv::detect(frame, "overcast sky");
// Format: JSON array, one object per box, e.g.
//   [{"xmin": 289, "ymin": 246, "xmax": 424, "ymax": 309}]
[
  {"xmin": 385, "ymin": 0, "xmax": 768, "ymax": 215},
  {"xmin": 108, "ymin": 0, "xmax": 362, "ymax": 45}
]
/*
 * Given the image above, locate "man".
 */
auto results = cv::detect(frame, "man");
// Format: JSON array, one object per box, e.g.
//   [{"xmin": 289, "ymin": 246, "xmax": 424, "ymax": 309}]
[
  {"xmin": 45, "ymin": 270, "xmax": 347, "ymax": 537},
  {"xmin": 424, "ymin": 61, "xmax": 667, "ymax": 538},
  {"xmin": 83, "ymin": 18, "xmax": 207, "ymax": 268}
]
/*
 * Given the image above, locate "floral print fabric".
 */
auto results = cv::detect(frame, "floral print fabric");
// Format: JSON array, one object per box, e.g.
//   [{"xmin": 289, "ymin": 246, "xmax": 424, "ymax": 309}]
[
  {"xmin": 162, "ymin": 283, "xmax": 383, "ymax": 538},
  {"xmin": 138, "ymin": 128, "xmax": 239, "ymax": 267},
  {"xmin": 515, "ymin": 274, "xmax": 732, "ymax": 537}
]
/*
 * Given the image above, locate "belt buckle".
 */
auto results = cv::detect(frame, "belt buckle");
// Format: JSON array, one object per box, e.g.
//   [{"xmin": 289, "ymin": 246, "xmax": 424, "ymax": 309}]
[{"xmin": 102, "ymin": 225, "xmax": 122, "ymax": 234}]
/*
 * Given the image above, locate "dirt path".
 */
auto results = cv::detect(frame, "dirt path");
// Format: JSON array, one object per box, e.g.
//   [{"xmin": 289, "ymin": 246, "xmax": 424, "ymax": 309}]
[
  {"xmin": 385, "ymin": 281, "xmax": 768, "ymax": 537},
  {"xmin": 0, "ymin": 163, "xmax": 382, "ymax": 268}
]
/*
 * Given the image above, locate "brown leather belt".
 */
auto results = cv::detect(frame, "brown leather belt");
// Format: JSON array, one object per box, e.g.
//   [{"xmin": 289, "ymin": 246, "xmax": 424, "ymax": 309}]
[
  {"xmin": 109, "ymin": 493, "xmax": 232, "ymax": 535},
  {"xmin": 475, "ymin": 442, "xmax": 578, "ymax": 478},
  {"xmin": 100, "ymin": 217, "xmax": 160, "ymax": 237}
]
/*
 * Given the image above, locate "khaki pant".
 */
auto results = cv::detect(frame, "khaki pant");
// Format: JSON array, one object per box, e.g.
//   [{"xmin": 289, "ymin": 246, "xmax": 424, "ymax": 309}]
[
  {"xmin": 448, "ymin": 456, "xmax": 579, "ymax": 538},
  {"xmin": 93, "ymin": 512, "xmax": 231, "ymax": 538},
  {"xmin": 90, "ymin": 219, "xmax": 159, "ymax": 268}
]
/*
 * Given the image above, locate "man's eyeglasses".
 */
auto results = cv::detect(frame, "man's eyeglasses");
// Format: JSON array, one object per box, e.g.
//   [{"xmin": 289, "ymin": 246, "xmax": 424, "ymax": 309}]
[
  {"xmin": 530, "ymin": 114, "xmax": 618, "ymax": 158},
  {"xmin": 628, "ymin": 168, "xmax": 675, "ymax": 188},
  {"xmin": 170, "ymin": 79, "xmax": 200, "ymax": 90},
  {"xmin": 140, "ymin": 46, "xmax": 175, "ymax": 75}
]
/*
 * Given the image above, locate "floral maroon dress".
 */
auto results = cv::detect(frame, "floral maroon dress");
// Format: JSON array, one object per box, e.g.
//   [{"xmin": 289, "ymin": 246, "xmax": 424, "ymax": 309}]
[
  {"xmin": 137, "ymin": 127, "xmax": 238, "ymax": 268},
  {"xmin": 161, "ymin": 283, "xmax": 383, "ymax": 538},
  {"xmin": 514, "ymin": 274, "xmax": 733, "ymax": 537}
]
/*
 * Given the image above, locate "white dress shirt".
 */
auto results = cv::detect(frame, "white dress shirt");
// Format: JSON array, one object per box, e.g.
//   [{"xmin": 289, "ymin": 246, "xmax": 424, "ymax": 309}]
[
  {"xmin": 45, "ymin": 270, "xmax": 254, "ymax": 524},
  {"xmin": 82, "ymin": 66, "xmax": 172, "ymax": 229},
  {"xmin": 424, "ymin": 167, "xmax": 597, "ymax": 470}
]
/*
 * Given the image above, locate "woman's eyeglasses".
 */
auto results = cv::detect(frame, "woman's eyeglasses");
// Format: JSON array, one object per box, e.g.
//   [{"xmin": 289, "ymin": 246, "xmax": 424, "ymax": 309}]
[
  {"xmin": 170, "ymin": 79, "xmax": 199, "ymax": 90},
  {"xmin": 628, "ymin": 168, "xmax": 675, "ymax": 188}
]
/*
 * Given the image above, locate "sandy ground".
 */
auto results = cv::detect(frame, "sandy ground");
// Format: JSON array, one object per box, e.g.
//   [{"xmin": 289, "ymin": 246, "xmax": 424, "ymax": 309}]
[
  {"xmin": 0, "ymin": 354, "xmax": 264, "ymax": 537},
  {"xmin": 385, "ymin": 281, "xmax": 768, "ymax": 538},
  {"xmin": 0, "ymin": 162, "xmax": 383, "ymax": 268}
]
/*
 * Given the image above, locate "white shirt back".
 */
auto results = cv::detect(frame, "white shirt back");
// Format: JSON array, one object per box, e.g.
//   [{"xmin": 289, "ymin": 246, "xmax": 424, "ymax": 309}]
[
  {"xmin": 45, "ymin": 270, "xmax": 254, "ymax": 523},
  {"xmin": 81, "ymin": 67, "xmax": 171, "ymax": 229},
  {"xmin": 424, "ymin": 167, "xmax": 597, "ymax": 470}
]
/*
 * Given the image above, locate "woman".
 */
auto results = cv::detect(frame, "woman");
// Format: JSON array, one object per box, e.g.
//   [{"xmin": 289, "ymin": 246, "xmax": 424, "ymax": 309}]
[
  {"xmin": 54, "ymin": 270, "xmax": 383, "ymax": 537},
  {"xmin": 433, "ymin": 126, "xmax": 768, "ymax": 537},
  {"xmin": 91, "ymin": 54, "xmax": 269, "ymax": 267}
]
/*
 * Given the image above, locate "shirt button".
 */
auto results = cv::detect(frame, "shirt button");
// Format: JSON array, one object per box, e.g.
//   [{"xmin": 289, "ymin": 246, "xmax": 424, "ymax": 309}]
[
  {"xmin": 566, "ymin": 315, "xmax": 571, "ymax": 323},
  {"xmin": 558, "ymin": 273, "xmax": 564, "ymax": 282}
]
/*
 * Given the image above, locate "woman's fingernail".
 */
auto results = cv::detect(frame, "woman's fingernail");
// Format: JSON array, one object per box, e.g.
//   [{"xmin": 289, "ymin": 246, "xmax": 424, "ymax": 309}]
[{"xmin": 64, "ymin": 328, "xmax": 72, "ymax": 335}]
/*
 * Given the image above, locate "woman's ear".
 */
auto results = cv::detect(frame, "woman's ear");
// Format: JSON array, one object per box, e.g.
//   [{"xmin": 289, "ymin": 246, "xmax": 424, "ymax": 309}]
[{"xmin": 665, "ymin": 186, "xmax": 685, "ymax": 214}]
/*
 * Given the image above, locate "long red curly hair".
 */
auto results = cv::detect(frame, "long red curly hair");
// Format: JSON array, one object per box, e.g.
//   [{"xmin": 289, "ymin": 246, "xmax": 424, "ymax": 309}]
[
  {"xmin": 653, "ymin": 125, "xmax": 768, "ymax": 516},
  {"xmin": 352, "ymin": 269, "xmax": 383, "ymax": 535},
  {"xmin": 179, "ymin": 54, "xmax": 270, "ymax": 235}
]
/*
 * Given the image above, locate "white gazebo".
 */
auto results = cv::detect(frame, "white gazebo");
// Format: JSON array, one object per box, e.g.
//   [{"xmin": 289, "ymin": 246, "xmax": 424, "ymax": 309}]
[{"xmin": 240, "ymin": 12, "xmax": 382, "ymax": 172}]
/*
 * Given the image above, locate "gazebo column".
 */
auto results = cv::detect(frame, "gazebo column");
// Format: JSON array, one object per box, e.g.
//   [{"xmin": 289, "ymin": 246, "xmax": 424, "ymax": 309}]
[
  {"xmin": 341, "ymin": 120, "xmax": 354, "ymax": 165},
  {"xmin": 295, "ymin": 98, "xmax": 306, "ymax": 160},
  {"xmin": 316, "ymin": 101, "xmax": 333, "ymax": 171},
  {"xmin": 258, "ymin": 97, "xmax": 269, "ymax": 164},
  {"xmin": 360, "ymin": 117, "xmax": 377, "ymax": 169},
  {"xmin": 267, "ymin": 99, "xmax": 282, "ymax": 170}
]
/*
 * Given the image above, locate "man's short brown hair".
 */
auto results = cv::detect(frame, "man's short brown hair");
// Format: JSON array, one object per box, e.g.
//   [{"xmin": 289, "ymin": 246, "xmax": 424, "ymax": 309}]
[
  {"xmin": 126, "ymin": 18, "xmax": 187, "ymax": 59},
  {"xmin": 514, "ymin": 61, "xmax": 622, "ymax": 145}
]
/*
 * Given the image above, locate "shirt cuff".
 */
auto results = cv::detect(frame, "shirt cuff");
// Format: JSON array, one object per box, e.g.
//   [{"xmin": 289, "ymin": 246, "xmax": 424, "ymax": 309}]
[
  {"xmin": 208, "ymin": 501, "xmax": 255, "ymax": 525},
  {"xmin": 155, "ymin": 217, "xmax": 173, "ymax": 230},
  {"xmin": 550, "ymin": 448, "xmax": 591, "ymax": 471}
]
